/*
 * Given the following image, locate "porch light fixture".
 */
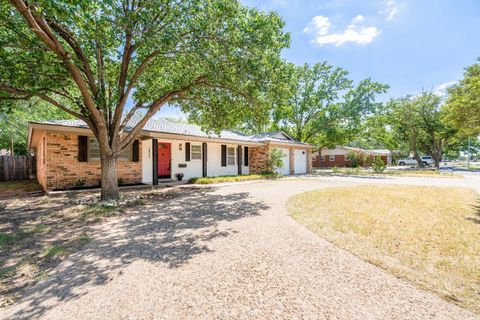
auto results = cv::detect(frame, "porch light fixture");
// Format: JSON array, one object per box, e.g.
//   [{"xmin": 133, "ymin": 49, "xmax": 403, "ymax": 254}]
[{"xmin": 179, "ymin": 143, "xmax": 182, "ymax": 151}]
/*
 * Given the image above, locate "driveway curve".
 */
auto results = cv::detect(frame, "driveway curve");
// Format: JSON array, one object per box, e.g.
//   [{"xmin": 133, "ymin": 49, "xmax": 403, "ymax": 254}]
[{"xmin": 3, "ymin": 177, "xmax": 478, "ymax": 319}]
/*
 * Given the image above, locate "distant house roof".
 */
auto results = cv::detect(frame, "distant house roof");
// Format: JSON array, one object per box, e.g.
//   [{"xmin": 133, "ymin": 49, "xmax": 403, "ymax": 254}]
[
  {"xmin": 30, "ymin": 118, "xmax": 311, "ymax": 147},
  {"xmin": 250, "ymin": 131, "xmax": 308, "ymax": 146}
]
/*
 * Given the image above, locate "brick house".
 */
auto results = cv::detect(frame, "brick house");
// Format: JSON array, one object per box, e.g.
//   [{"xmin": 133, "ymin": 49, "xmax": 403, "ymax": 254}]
[
  {"xmin": 28, "ymin": 119, "xmax": 313, "ymax": 191},
  {"xmin": 312, "ymin": 146, "xmax": 392, "ymax": 168}
]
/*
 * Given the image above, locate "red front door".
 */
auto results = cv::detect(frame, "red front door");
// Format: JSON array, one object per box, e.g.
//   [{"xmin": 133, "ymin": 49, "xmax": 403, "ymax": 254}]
[{"xmin": 157, "ymin": 142, "xmax": 171, "ymax": 177}]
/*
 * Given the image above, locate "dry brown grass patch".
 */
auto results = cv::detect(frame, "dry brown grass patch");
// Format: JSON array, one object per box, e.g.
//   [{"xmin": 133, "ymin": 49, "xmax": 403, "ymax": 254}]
[{"xmin": 287, "ymin": 185, "xmax": 480, "ymax": 314}]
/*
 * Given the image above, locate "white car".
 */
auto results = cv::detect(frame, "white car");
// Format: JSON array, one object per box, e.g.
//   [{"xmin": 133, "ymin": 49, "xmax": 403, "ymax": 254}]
[{"xmin": 398, "ymin": 156, "xmax": 433, "ymax": 166}]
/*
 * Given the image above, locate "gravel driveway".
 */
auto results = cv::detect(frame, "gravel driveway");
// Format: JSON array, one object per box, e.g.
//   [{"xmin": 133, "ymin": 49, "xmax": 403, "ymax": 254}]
[{"xmin": 3, "ymin": 176, "xmax": 479, "ymax": 319}]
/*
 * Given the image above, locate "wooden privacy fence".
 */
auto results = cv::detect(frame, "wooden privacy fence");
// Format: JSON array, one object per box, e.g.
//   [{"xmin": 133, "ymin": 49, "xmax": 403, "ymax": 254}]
[{"xmin": 0, "ymin": 156, "xmax": 36, "ymax": 181}]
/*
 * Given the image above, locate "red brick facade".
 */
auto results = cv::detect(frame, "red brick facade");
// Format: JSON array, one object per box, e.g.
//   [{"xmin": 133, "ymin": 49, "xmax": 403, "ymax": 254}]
[
  {"xmin": 36, "ymin": 132, "xmax": 142, "ymax": 191},
  {"xmin": 313, "ymin": 154, "xmax": 388, "ymax": 168}
]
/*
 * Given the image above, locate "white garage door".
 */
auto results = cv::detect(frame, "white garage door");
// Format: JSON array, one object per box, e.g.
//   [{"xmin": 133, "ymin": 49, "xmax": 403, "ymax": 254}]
[
  {"xmin": 294, "ymin": 149, "xmax": 307, "ymax": 174},
  {"xmin": 275, "ymin": 148, "xmax": 290, "ymax": 175}
]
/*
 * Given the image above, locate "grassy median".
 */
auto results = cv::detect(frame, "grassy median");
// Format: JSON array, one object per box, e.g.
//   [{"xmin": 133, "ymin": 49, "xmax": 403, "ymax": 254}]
[{"xmin": 287, "ymin": 185, "xmax": 480, "ymax": 314}]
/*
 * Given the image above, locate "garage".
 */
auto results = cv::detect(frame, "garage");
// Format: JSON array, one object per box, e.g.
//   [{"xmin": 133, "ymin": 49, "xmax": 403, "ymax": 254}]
[
  {"xmin": 275, "ymin": 148, "xmax": 290, "ymax": 175},
  {"xmin": 294, "ymin": 149, "xmax": 307, "ymax": 174}
]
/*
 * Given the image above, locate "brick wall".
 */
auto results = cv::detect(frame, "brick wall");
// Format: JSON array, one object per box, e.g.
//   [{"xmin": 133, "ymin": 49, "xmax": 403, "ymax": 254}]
[
  {"xmin": 249, "ymin": 145, "xmax": 270, "ymax": 174},
  {"xmin": 306, "ymin": 149, "xmax": 313, "ymax": 173},
  {"xmin": 40, "ymin": 132, "xmax": 142, "ymax": 190},
  {"xmin": 313, "ymin": 154, "xmax": 386, "ymax": 168},
  {"xmin": 289, "ymin": 148, "xmax": 295, "ymax": 175}
]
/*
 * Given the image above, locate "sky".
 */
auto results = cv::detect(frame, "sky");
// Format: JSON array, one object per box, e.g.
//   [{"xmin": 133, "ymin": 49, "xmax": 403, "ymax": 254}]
[{"xmin": 156, "ymin": 0, "xmax": 480, "ymax": 118}]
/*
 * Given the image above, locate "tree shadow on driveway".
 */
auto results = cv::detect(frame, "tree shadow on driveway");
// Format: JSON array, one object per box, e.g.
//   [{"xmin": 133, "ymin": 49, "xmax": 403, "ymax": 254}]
[{"xmin": 9, "ymin": 187, "xmax": 270, "ymax": 319}]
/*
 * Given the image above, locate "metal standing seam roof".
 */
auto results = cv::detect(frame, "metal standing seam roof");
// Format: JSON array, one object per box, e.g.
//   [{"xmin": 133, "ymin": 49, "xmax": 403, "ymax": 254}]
[{"xmin": 31, "ymin": 118, "xmax": 312, "ymax": 146}]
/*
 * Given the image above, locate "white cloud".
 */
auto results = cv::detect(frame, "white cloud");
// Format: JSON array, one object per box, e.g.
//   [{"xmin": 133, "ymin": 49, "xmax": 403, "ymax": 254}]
[
  {"xmin": 304, "ymin": 15, "xmax": 380, "ymax": 47},
  {"xmin": 379, "ymin": 0, "xmax": 401, "ymax": 21},
  {"xmin": 352, "ymin": 15, "xmax": 365, "ymax": 23},
  {"xmin": 433, "ymin": 81, "xmax": 456, "ymax": 97},
  {"xmin": 303, "ymin": 15, "xmax": 331, "ymax": 35}
]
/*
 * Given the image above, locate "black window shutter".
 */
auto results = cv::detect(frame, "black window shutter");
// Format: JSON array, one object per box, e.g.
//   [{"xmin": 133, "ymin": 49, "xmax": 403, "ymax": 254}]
[
  {"xmin": 132, "ymin": 140, "xmax": 139, "ymax": 162},
  {"xmin": 221, "ymin": 145, "xmax": 227, "ymax": 167},
  {"xmin": 244, "ymin": 147, "xmax": 249, "ymax": 166},
  {"xmin": 185, "ymin": 142, "xmax": 191, "ymax": 161},
  {"xmin": 78, "ymin": 135, "xmax": 88, "ymax": 162},
  {"xmin": 237, "ymin": 146, "xmax": 242, "ymax": 175}
]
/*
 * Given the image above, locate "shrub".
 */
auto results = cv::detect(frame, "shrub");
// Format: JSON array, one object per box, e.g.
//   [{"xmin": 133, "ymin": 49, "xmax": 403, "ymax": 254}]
[
  {"xmin": 347, "ymin": 151, "xmax": 363, "ymax": 168},
  {"xmin": 373, "ymin": 156, "xmax": 386, "ymax": 173},
  {"xmin": 332, "ymin": 166, "xmax": 339, "ymax": 174},
  {"xmin": 264, "ymin": 148, "xmax": 285, "ymax": 174}
]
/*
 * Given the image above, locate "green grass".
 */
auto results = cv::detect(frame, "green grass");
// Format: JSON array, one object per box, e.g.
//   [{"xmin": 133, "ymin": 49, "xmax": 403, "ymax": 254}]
[
  {"xmin": 78, "ymin": 203, "xmax": 119, "ymax": 221},
  {"xmin": 0, "ymin": 265, "xmax": 16, "ymax": 280},
  {"xmin": 43, "ymin": 246, "xmax": 66, "ymax": 260},
  {"xmin": 0, "ymin": 230, "xmax": 31, "ymax": 248},
  {"xmin": 0, "ymin": 180, "xmax": 41, "ymax": 192},
  {"xmin": 74, "ymin": 234, "xmax": 91, "ymax": 246},
  {"xmin": 189, "ymin": 173, "xmax": 280, "ymax": 184},
  {"xmin": 0, "ymin": 224, "xmax": 52, "ymax": 249},
  {"xmin": 287, "ymin": 185, "xmax": 480, "ymax": 314}
]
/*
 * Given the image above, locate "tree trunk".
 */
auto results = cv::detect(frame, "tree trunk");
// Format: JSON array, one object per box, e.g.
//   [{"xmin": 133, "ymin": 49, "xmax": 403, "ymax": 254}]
[
  {"xmin": 100, "ymin": 152, "xmax": 119, "ymax": 201},
  {"xmin": 433, "ymin": 153, "xmax": 442, "ymax": 169}
]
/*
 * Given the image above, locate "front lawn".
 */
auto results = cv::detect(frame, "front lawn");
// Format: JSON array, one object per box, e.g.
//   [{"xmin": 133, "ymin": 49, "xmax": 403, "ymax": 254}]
[
  {"xmin": 189, "ymin": 173, "xmax": 280, "ymax": 184},
  {"xmin": 287, "ymin": 185, "xmax": 480, "ymax": 314}
]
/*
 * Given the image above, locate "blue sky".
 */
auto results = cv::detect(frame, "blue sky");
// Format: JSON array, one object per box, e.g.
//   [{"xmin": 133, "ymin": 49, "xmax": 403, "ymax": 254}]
[{"xmin": 156, "ymin": 0, "xmax": 480, "ymax": 118}]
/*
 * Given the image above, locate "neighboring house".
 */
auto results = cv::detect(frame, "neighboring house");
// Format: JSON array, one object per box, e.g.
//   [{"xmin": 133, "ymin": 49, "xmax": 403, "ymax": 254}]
[
  {"xmin": 28, "ymin": 118, "xmax": 313, "ymax": 191},
  {"xmin": 312, "ymin": 146, "xmax": 392, "ymax": 168},
  {"xmin": 0, "ymin": 149, "xmax": 11, "ymax": 156}
]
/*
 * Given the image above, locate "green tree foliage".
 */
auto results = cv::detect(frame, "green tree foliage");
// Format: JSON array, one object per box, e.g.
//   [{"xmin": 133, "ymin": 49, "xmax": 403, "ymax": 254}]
[
  {"xmin": 372, "ymin": 156, "xmax": 386, "ymax": 173},
  {"xmin": 0, "ymin": 100, "xmax": 72, "ymax": 155},
  {"xmin": 384, "ymin": 92, "xmax": 459, "ymax": 168},
  {"xmin": 444, "ymin": 60, "xmax": 480, "ymax": 136},
  {"xmin": 265, "ymin": 148, "xmax": 284, "ymax": 174},
  {"xmin": 0, "ymin": 0, "xmax": 289, "ymax": 199},
  {"xmin": 274, "ymin": 62, "xmax": 388, "ymax": 147}
]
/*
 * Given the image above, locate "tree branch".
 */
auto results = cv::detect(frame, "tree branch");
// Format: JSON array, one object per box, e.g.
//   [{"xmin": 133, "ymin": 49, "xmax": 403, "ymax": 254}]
[
  {"xmin": 0, "ymin": 84, "xmax": 87, "ymax": 121},
  {"xmin": 117, "ymin": 75, "xmax": 208, "ymax": 152},
  {"xmin": 46, "ymin": 18, "xmax": 98, "ymax": 96}
]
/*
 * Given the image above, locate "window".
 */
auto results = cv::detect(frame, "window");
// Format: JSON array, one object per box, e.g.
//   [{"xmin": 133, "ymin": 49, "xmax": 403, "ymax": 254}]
[
  {"xmin": 118, "ymin": 147, "xmax": 131, "ymax": 161},
  {"xmin": 320, "ymin": 155, "xmax": 325, "ymax": 162},
  {"xmin": 329, "ymin": 155, "xmax": 335, "ymax": 161},
  {"xmin": 89, "ymin": 138, "xmax": 130, "ymax": 161},
  {"xmin": 191, "ymin": 144, "xmax": 202, "ymax": 160},
  {"xmin": 344, "ymin": 155, "xmax": 349, "ymax": 161},
  {"xmin": 227, "ymin": 146, "xmax": 235, "ymax": 166},
  {"xmin": 89, "ymin": 138, "xmax": 100, "ymax": 161}
]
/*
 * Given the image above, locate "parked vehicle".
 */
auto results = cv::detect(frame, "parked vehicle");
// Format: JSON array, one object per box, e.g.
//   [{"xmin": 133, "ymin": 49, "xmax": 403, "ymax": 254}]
[{"xmin": 398, "ymin": 156, "xmax": 433, "ymax": 166}]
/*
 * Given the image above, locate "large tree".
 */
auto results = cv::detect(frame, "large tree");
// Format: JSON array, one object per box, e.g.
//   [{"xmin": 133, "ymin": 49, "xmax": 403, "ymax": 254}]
[
  {"xmin": 444, "ymin": 60, "xmax": 480, "ymax": 136},
  {"xmin": 0, "ymin": 0, "xmax": 289, "ymax": 199},
  {"xmin": 385, "ymin": 93, "xmax": 458, "ymax": 168},
  {"xmin": 273, "ymin": 62, "xmax": 388, "ymax": 147}
]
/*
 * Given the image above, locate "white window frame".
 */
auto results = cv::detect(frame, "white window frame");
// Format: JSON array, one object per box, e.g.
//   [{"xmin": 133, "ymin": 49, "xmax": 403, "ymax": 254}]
[
  {"xmin": 320, "ymin": 155, "xmax": 325, "ymax": 162},
  {"xmin": 344, "ymin": 155, "xmax": 349, "ymax": 161},
  {"xmin": 227, "ymin": 146, "xmax": 236, "ymax": 166},
  {"xmin": 329, "ymin": 155, "xmax": 335, "ymax": 162},
  {"xmin": 191, "ymin": 144, "xmax": 202, "ymax": 161}
]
